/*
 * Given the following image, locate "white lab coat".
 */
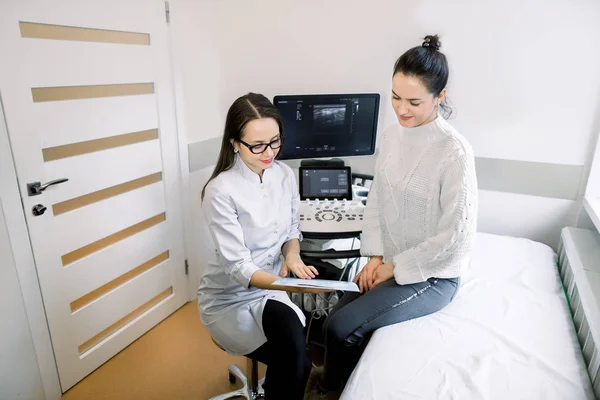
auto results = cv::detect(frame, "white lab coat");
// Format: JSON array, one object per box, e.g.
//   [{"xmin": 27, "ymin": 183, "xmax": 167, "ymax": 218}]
[{"xmin": 197, "ymin": 155, "xmax": 305, "ymax": 355}]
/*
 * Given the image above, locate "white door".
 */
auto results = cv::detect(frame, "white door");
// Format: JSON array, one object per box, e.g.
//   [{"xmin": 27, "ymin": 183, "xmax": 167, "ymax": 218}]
[{"xmin": 0, "ymin": 0, "xmax": 188, "ymax": 391}]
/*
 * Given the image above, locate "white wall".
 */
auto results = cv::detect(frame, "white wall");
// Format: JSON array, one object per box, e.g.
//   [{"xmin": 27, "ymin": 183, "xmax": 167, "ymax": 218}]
[
  {"xmin": 171, "ymin": 0, "xmax": 600, "ymax": 291},
  {"xmin": 0, "ymin": 200, "xmax": 46, "ymax": 400},
  {"xmin": 169, "ymin": 0, "xmax": 224, "ymax": 146},
  {"xmin": 177, "ymin": 0, "xmax": 600, "ymax": 158}
]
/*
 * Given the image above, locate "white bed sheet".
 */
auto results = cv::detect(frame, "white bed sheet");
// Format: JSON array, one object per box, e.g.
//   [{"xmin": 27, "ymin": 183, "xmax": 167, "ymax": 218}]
[{"xmin": 341, "ymin": 232, "xmax": 594, "ymax": 400}]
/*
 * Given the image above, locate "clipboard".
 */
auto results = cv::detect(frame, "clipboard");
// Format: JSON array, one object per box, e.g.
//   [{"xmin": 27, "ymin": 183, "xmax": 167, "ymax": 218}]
[{"xmin": 272, "ymin": 277, "xmax": 360, "ymax": 292}]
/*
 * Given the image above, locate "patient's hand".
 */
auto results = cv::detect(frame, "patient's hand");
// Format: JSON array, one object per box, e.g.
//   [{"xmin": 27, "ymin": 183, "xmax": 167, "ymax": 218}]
[
  {"xmin": 354, "ymin": 256, "xmax": 383, "ymax": 293},
  {"xmin": 371, "ymin": 262, "xmax": 394, "ymax": 289}
]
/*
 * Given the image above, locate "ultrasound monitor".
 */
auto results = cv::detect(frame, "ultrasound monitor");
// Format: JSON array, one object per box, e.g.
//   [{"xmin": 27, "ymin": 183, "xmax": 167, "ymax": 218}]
[
  {"xmin": 299, "ymin": 166, "xmax": 352, "ymax": 200},
  {"xmin": 274, "ymin": 93, "xmax": 380, "ymax": 160}
]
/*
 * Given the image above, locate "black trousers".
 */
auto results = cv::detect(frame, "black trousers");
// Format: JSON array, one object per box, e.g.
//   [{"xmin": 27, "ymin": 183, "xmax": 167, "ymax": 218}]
[{"xmin": 246, "ymin": 299, "xmax": 312, "ymax": 400}]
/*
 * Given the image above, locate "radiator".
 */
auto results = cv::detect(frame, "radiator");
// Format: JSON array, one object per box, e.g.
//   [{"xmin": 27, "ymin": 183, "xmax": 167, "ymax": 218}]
[{"xmin": 558, "ymin": 227, "xmax": 600, "ymax": 398}]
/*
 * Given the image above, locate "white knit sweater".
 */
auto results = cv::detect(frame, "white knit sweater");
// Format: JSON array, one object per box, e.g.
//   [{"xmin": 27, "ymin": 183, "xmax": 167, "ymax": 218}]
[{"xmin": 360, "ymin": 117, "xmax": 478, "ymax": 285}]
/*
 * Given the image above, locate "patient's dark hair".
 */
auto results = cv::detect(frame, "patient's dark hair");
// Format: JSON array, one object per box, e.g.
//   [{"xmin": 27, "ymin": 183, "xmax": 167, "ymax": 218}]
[
  {"xmin": 393, "ymin": 34, "xmax": 453, "ymax": 118},
  {"xmin": 201, "ymin": 93, "xmax": 283, "ymax": 201}
]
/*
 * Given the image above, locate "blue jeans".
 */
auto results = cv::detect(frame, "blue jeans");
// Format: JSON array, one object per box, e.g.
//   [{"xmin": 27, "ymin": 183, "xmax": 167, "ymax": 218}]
[{"xmin": 321, "ymin": 277, "xmax": 460, "ymax": 391}]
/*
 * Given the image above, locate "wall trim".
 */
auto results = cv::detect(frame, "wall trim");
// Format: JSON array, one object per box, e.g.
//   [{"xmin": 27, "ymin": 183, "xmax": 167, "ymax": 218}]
[
  {"xmin": 475, "ymin": 157, "xmax": 583, "ymax": 200},
  {"xmin": 188, "ymin": 137, "xmax": 222, "ymax": 174},
  {"xmin": 188, "ymin": 138, "xmax": 584, "ymax": 201}
]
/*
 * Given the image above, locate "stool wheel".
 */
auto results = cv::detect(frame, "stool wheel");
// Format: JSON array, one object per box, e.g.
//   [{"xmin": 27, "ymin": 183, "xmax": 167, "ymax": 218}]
[{"xmin": 228, "ymin": 372, "xmax": 236, "ymax": 384}]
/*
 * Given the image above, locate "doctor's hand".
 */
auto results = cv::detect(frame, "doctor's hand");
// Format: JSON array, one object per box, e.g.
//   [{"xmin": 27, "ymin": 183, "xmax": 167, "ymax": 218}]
[
  {"xmin": 354, "ymin": 256, "xmax": 383, "ymax": 293},
  {"xmin": 371, "ymin": 261, "xmax": 395, "ymax": 289},
  {"xmin": 281, "ymin": 253, "xmax": 319, "ymax": 279}
]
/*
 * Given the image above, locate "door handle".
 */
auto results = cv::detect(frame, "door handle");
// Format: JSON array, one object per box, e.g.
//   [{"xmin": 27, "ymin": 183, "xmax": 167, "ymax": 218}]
[{"xmin": 27, "ymin": 178, "xmax": 69, "ymax": 196}]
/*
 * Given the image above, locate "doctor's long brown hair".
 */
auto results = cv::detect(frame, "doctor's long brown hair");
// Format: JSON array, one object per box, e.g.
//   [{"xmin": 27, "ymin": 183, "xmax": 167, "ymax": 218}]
[{"xmin": 201, "ymin": 93, "xmax": 284, "ymax": 201}]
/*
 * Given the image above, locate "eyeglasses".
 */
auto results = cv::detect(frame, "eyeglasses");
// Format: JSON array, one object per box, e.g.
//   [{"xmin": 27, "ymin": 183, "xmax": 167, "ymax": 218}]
[{"xmin": 238, "ymin": 137, "xmax": 282, "ymax": 154}]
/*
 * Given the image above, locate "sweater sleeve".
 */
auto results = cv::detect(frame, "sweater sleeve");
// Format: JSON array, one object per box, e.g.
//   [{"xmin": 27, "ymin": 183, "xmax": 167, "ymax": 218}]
[
  {"xmin": 360, "ymin": 171, "xmax": 384, "ymax": 257},
  {"xmin": 392, "ymin": 151, "xmax": 477, "ymax": 285}
]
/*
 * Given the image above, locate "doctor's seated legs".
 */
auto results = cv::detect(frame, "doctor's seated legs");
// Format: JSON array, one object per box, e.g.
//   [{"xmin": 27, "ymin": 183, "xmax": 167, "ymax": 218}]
[
  {"xmin": 245, "ymin": 299, "xmax": 312, "ymax": 400},
  {"xmin": 209, "ymin": 299, "xmax": 311, "ymax": 400}
]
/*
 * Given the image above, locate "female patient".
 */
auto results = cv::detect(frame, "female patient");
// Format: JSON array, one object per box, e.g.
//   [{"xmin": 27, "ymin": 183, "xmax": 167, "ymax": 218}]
[
  {"xmin": 198, "ymin": 93, "xmax": 329, "ymax": 400},
  {"xmin": 309, "ymin": 35, "xmax": 478, "ymax": 398}
]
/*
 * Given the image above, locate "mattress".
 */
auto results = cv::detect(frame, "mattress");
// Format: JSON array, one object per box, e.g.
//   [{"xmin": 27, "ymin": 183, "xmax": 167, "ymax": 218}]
[{"xmin": 340, "ymin": 232, "xmax": 594, "ymax": 400}]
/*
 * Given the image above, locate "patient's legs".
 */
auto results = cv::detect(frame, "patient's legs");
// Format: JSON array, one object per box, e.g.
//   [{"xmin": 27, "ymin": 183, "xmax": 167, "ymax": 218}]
[
  {"xmin": 320, "ymin": 277, "xmax": 460, "ymax": 392},
  {"xmin": 246, "ymin": 299, "xmax": 312, "ymax": 400}
]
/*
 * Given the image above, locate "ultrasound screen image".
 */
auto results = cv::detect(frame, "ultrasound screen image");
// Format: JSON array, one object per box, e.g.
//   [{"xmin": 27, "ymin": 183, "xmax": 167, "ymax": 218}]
[
  {"xmin": 313, "ymin": 105, "xmax": 346, "ymax": 132},
  {"xmin": 274, "ymin": 93, "xmax": 380, "ymax": 160}
]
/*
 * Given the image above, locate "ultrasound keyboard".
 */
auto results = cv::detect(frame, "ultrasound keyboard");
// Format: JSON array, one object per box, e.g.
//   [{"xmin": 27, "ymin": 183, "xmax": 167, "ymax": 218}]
[{"xmin": 298, "ymin": 199, "xmax": 365, "ymax": 234}]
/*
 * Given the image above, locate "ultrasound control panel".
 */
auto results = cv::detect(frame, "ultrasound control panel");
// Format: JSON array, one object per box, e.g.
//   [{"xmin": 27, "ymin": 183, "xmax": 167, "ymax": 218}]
[{"xmin": 298, "ymin": 199, "xmax": 365, "ymax": 234}]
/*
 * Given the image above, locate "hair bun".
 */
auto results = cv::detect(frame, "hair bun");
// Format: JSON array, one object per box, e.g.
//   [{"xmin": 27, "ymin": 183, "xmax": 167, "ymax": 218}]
[{"xmin": 422, "ymin": 35, "xmax": 441, "ymax": 51}]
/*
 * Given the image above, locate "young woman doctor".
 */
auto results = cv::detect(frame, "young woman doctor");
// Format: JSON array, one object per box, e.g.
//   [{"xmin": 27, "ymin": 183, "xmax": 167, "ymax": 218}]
[{"xmin": 198, "ymin": 93, "xmax": 331, "ymax": 400}]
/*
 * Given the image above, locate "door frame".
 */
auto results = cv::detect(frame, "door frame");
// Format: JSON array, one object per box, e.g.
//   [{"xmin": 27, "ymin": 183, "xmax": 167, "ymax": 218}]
[
  {"xmin": 166, "ymin": 18, "xmax": 199, "ymax": 302},
  {"xmin": 0, "ymin": 90, "xmax": 62, "ymax": 400},
  {"xmin": 163, "ymin": 0, "xmax": 202, "ymax": 301}
]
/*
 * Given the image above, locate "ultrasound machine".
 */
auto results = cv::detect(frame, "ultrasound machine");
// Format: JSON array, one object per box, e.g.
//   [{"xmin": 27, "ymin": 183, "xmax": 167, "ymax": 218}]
[
  {"xmin": 274, "ymin": 93, "xmax": 380, "ymax": 238},
  {"xmin": 273, "ymin": 93, "xmax": 380, "ymax": 330}
]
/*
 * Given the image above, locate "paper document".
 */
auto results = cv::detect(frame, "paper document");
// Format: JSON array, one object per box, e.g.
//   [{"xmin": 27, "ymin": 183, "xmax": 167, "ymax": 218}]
[{"xmin": 273, "ymin": 278, "xmax": 360, "ymax": 292}]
